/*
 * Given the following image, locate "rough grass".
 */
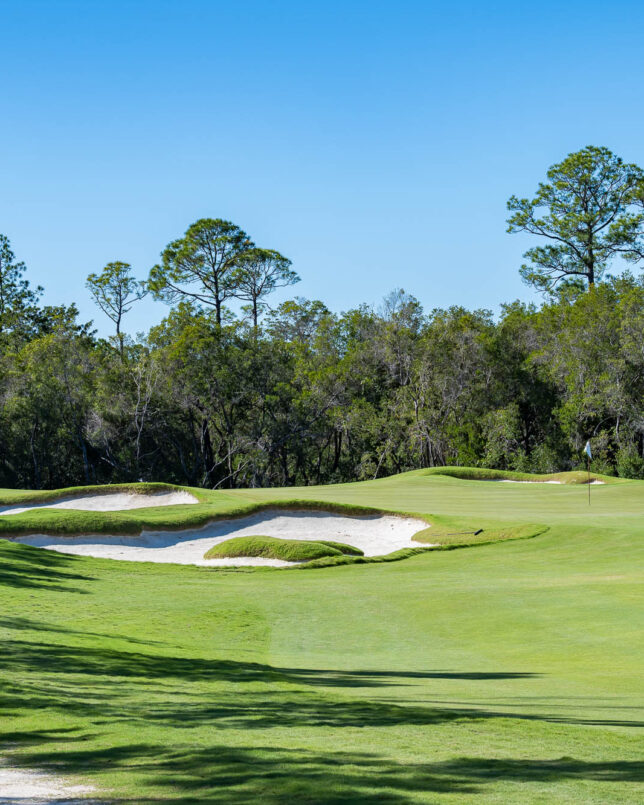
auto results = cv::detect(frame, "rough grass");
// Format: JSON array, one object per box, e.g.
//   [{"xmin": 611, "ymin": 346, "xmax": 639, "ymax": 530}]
[
  {"xmin": 314, "ymin": 539, "xmax": 364, "ymax": 556},
  {"xmin": 422, "ymin": 466, "xmax": 622, "ymax": 484},
  {"xmin": 412, "ymin": 516, "xmax": 548, "ymax": 547},
  {"xmin": 204, "ymin": 535, "xmax": 362, "ymax": 562},
  {"xmin": 0, "ymin": 481, "xmax": 211, "ymax": 504},
  {"xmin": 296, "ymin": 545, "xmax": 432, "ymax": 569},
  {"xmin": 0, "ymin": 496, "xmax": 427, "ymax": 542}
]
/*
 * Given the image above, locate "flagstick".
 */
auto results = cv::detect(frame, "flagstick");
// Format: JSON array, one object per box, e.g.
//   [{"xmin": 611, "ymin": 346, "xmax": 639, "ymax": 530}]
[{"xmin": 587, "ymin": 453, "xmax": 591, "ymax": 505}]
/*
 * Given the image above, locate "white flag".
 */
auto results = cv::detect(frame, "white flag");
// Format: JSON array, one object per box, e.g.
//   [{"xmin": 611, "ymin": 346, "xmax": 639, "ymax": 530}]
[{"xmin": 584, "ymin": 441, "xmax": 592, "ymax": 459}]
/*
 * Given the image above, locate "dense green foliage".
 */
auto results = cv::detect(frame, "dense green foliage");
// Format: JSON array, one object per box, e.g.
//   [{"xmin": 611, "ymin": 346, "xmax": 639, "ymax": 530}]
[
  {"xmin": 4, "ymin": 264, "xmax": 644, "ymax": 489},
  {"xmin": 203, "ymin": 535, "xmax": 362, "ymax": 562},
  {"xmin": 3, "ymin": 146, "xmax": 644, "ymax": 490},
  {"xmin": 507, "ymin": 146, "xmax": 644, "ymax": 291},
  {"xmin": 86, "ymin": 261, "xmax": 147, "ymax": 358},
  {"xmin": 1, "ymin": 472, "xmax": 642, "ymax": 802}
]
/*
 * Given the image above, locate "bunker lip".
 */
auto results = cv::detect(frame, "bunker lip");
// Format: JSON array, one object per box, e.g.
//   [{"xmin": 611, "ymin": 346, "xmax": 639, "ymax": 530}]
[
  {"xmin": 496, "ymin": 479, "xmax": 605, "ymax": 485},
  {"xmin": 7, "ymin": 509, "xmax": 433, "ymax": 567},
  {"xmin": 0, "ymin": 490, "xmax": 199, "ymax": 516},
  {"xmin": 497, "ymin": 479, "xmax": 562, "ymax": 484}
]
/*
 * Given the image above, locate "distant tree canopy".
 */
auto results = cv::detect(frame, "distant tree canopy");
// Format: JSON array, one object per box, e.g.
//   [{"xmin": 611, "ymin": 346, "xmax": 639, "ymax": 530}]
[
  {"xmin": 86, "ymin": 261, "xmax": 147, "ymax": 357},
  {"xmin": 147, "ymin": 218, "xmax": 295, "ymax": 327},
  {"xmin": 232, "ymin": 248, "xmax": 299, "ymax": 328},
  {"xmin": 3, "ymin": 146, "xmax": 644, "ymax": 489},
  {"xmin": 507, "ymin": 146, "xmax": 644, "ymax": 292},
  {"xmin": 0, "ymin": 234, "xmax": 43, "ymax": 336}
]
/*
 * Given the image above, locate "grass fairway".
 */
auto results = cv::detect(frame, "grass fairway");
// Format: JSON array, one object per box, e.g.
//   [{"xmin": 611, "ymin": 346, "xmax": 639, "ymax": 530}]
[{"xmin": 0, "ymin": 470, "xmax": 643, "ymax": 803}]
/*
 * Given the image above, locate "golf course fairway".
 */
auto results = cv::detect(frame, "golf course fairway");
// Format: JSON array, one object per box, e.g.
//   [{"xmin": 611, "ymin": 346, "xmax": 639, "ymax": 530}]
[{"xmin": 0, "ymin": 468, "xmax": 642, "ymax": 803}]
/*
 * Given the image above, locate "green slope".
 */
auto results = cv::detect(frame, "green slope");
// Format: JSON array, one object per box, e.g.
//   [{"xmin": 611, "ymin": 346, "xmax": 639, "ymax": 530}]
[
  {"xmin": 203, "ymin": 535, "xmax": 362, "ymax": 561},
  {"xmin": 0, "ymin": 470, "xmax": 643, "ymax": 802}
]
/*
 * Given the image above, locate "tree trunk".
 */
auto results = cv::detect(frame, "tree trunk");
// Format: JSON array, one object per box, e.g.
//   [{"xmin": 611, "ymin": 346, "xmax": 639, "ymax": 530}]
[
  {"xmin": 214, "ymin": 275, "xmax": 222, "ymax": 326},
  {"xmin": 116, "ymin": 314, "xmax": 124, "ymax": 359},
  {"xmin": 30, "ymin": 421, "xmax": 41, "ymax": 489},
  {"xmin": 587, "ymin": 226, "xmax": 595, "ymax": 289},
  {"xmin": 201, "ymin": 418, "xmax": 215, "ymax": 485},
  {"xmin": 78, "ymin": 429, "xmax": 90, "ymax": 484}
]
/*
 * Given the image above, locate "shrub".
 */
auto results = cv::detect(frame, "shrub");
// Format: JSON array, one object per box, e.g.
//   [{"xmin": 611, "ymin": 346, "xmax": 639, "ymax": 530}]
[{"xmin": 616, "ymin": 446, "xmax": 644, "ymax": 479}]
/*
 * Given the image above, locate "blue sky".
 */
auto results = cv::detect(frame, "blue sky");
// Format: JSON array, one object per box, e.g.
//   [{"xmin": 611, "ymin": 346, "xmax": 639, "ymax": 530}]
[{"xmin": 2, "ymin": 0, "xmax": 644, "ymax": 335}]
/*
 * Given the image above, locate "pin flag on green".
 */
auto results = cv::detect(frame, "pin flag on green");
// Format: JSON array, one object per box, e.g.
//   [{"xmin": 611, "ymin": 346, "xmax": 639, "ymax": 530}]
[{"xmin": 584, "ymin": 441, "xmax": 592, "ymax": 504}]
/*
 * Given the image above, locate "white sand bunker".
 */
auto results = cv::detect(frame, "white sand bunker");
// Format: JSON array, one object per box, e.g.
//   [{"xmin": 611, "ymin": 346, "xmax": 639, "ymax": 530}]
[
  {"xmin": 498, "ymin": 479, "xmax": 562, "ymax": 484},
  {"xmin": 0, "ymin": 759, "xmax": 94, "ymax": 802},
  {"xmin": 497, "ymin": 479, "xmax": 605, "ymax": 485},
  {"xmin": 10, "ymin": 509, "xmax": 431, "ymax": 568},
  {"xmin": 0, "ymin": 490, "xmax": 198, "ymax": 517}
]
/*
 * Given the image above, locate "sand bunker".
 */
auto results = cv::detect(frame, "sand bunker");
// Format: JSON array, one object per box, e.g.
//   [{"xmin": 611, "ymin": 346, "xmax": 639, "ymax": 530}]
[
  {"xmin": 9, "ymin": 509, "xmax": 431, "ymax": 567},
  {"xmin": 497, "ymin": 479, "xmax": 605, "ymax": 485},
  {"xmin": 498, "ymin": 479, "xmax": 562, "ymax": 484},
  {"xmin": 0, "ymin": 490, "xmax": 198, "ymax": 516},
  {"xmin": 0, "ymin": 759, "xmax": 94, "ymax": 801}
]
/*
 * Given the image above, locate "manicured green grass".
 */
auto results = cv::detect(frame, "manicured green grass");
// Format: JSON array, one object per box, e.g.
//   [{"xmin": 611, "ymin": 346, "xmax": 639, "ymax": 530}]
[
  {"xmin": 1, "ymin": 469, "xmax": 643, "ymax": 802},
  {"xmin": 203, "ymin": 535, "xmax": 363, "ymax": 562},
  {"xmin": 0, "ymin": 494, "xmax": 431, "ymax": 544},
  {"xmin": 315, "ymin": 539, "xmax": 364, "ymax": 555},
  {"xmin": 422, "ymin": 467, "xmax": 622, "ymax": 484},
  {"xmin": 0, "ymin": 481, "xmax": 213, "ymax": 504}
]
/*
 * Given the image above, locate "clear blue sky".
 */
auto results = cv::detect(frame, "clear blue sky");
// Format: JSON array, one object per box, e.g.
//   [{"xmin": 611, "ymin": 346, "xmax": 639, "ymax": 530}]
[{"xmin": 3, "ymin": 0, "xmax": 644, "ymax": 335}]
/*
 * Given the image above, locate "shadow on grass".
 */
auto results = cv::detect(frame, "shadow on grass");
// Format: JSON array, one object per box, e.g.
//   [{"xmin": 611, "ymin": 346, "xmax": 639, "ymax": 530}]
[
  {"xmin": 0, "ymin": 616, "xmax": 169, "ymax": 646},
  {"xmin": 0, "ymin": 541, "xmax": 93, "ymax": 592},
  {"xmin": 285, "ymin": 668, "xmax": 539, "ymax": 685},
  {"xmin": 2, "ymin": 617, "xmax": 643, "ymax": 726},
  {"xmin": 0, "ymin": 639, "xmax": 537, "ymax": 730},
  {"xmin": 2, "ymin": 617, "xmax": 642, "ymax": 802},
  {"xmin": 1, "ymin": 625, "xmax": 641, "ymax": 730},
  {"xmin": 8, "ymin": 742, "xmax": 644, "ymax": 803},
  {"xmin": 0, "ymin": 616, "xmax": 538, "ymax": 688},
  {"xmin": 0, "ymin": 641, "xmax": 545, "ymax": 710}
]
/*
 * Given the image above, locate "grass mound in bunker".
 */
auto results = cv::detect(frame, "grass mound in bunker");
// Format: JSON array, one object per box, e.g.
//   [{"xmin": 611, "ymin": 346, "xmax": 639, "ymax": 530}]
[{"xmin": 203, "ymin": 535, "xmax": 363, "ymax": 562}]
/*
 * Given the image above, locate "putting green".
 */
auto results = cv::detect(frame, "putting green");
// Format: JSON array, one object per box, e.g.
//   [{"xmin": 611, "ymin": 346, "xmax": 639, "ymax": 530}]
[{"xmin": 0, "ymin": 469, "xmax": 642, "ymax": 802}]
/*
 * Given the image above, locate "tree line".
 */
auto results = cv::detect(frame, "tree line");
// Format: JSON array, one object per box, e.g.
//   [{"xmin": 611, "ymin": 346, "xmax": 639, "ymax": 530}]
[{"xmin": 2, "ymin": 145, "xmax": 644, "ymax": 489}]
